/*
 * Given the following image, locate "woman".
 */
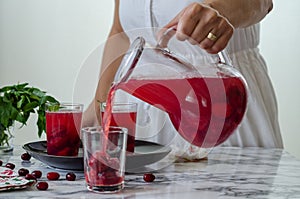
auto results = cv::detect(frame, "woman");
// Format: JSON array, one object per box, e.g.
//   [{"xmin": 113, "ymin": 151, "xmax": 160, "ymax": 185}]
[{"xmin": 83, "ymin": 0, "xmax": 283, "ymax": 159}]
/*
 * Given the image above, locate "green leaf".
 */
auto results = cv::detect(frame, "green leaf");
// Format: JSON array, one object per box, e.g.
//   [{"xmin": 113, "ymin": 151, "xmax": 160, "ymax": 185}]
[
  {"xmin": 23, "ymin": 101, "xmax": 39, "ymax": 112},
  {"xmin": 17, "ymin": 96, "xmax": 25, "ymax": 108},
  {"xmin": 29, "ymin": 94, "xmax": 40, "ymax": 101},
  {"xmin": 31, "ymin": 88, "xmax": 46, "ymax": 98},
  {"xmin": 3, "ymin": 94, "xmax": 12, "ymax": 103},
  {"xmin": 0, "ymin": 103, "xmax": 12, "ymax": 128},
  {"xmin": 37, "ymin": 113, "xmax": 45, "ymax": 138},
  {"xmin": 40, "ymin": 95, "xmax": 58, "ymax": 105},
  {"xmin": 10, "ymin": 106, "xmax": 19, "ymax": 121},
  {"xmin": 15, "ymin": 83, "xmax": 28, "ymax": 90}
]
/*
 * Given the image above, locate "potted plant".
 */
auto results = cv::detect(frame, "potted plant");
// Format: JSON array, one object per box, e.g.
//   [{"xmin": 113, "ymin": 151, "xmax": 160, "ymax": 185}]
[{"xmin": 0, "ymin": 83, "xmax": 59, "ymax": 152}]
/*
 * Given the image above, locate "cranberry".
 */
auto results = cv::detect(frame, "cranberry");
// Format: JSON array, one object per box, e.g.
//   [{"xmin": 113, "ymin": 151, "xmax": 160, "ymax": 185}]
[
  {"xmin": 36, "ymin": 181, "xmax": 48, "ymax": 190},
  {"xmin": 21, "ymin": 153, "xmax": 31, "ymax": 161},
  {"xmin": 31, "ymin": 170, "xmax": 42, "ymax": 178},
  {"xmin": 0, "ymin": 160, "xmax": 3, "ymax": 166},
  {"xmin": 5, "ymin": 163, "xmax": 15, "ymax": 170},
  {"xmin": 101, "ymin": 170, "xmax": 122, "ymax": 185},
  {"xmin": 25, "ymin": 174, "xmax": 37, "ymax": 180},
  {"xmin": 47, "ymin": 172, "xmax": 60, "ymax": 180},
  {"xmin": 18, "ymin": 168, "xmax": 29, "ymax": 176},
  {"xmin": 66, "ymin": 172, "xmax": 76, "ymax": 181},
  {"xmin": 143, "ymin": 173, "xmax": 155, "ymax": 182}
]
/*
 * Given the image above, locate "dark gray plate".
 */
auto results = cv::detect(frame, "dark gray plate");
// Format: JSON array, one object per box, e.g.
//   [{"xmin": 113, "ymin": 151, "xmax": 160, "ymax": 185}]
[{"xmin": 23, "ymin": 140, "xmax": 171, "ymax": 171}]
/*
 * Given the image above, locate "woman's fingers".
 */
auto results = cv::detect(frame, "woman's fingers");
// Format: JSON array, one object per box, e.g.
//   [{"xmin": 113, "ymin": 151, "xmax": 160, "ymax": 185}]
[
  {"xmin": 160, "ymin": 2, "xmax": 234, "ymax": 54},
  {"xmin": 199, "ymin": 15, "xmax": 234, "ymax": 53}
]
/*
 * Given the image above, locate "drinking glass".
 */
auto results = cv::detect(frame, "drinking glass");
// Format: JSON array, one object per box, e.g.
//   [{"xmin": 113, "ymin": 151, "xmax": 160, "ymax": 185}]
[
  {"xmin": 82, "ymin": 126, "xmax": 128, "ymax": 193},
  {"xmin": 46, "ymin": 103, "xmax": 83, "ymax": 156}
]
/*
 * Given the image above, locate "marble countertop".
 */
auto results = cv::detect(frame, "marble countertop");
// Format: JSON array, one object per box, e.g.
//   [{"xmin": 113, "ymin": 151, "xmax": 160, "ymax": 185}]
[{"xmin": 1, "ymin": 145, "xmax": 300, "ymax": 199}]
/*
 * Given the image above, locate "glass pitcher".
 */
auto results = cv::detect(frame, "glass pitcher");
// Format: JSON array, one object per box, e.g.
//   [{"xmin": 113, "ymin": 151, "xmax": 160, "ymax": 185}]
[{"xmin": 111, "ymin": 28, "xmax": 248, "ymax": 148}]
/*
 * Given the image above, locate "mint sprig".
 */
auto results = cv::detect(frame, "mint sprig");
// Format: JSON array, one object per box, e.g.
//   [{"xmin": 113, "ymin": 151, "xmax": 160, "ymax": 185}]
[{"xmin": 0, "ymin": 83, "xmax": 59, "ymax": 146}]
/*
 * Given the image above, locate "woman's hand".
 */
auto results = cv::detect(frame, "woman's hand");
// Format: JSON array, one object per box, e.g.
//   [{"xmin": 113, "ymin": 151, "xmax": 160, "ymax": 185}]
[{"xmin": 161, "ymin": 2, "xmax": 234, "ymax": 54}]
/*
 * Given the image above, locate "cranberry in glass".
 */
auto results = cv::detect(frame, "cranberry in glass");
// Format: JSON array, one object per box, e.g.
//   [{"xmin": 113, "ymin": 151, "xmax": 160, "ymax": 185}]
[
  {"xmin": 18, "ymin": 168, "xmax": 30, "ymax": 176},
  {"xmin": 31, "ymin": 170, "xmax": 42, "ymax": 178},
  {"xmin": 21, "ymin": 153, "xmax": 31, "ymax": 161},
  {"xmin": 47, "ymin": 172, "xmax": 60, "ymax": 180},
  {"xmin": 143, "ymin": 173, "xmax": 155, "ymax": 182},
  {"xmin": 25, "ymin": 174, "xmax": 37, "ymax": 180},
  {"xmin": 36, "ymin": 182, "xmax": 49, "ymax": 190},
  {"xmin": 66, "ymin": 172, "xmax": 76, "ymax": 181},
  {"xmin": 5, "ymin": 163, "xmax": 15, "ymax": 170}
]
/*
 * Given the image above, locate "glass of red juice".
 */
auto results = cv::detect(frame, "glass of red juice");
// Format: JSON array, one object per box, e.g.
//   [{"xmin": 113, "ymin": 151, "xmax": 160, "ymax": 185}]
[
  {"xmin": 100, "ymin": 102, "xmax": 137, "ymax": 153},
  {"xmin": 46, "ymin": 103, "xmax": 83, "ymax": 156},
  {"xmin": 82, "ymin": 126, "xmax": 128, "ymax": 193}
]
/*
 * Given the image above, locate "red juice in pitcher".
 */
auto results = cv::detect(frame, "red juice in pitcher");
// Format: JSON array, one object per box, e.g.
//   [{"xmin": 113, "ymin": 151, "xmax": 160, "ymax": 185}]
[{"xmin": 114, "ymin": 76, "xmax": 247, "ymax": 148}]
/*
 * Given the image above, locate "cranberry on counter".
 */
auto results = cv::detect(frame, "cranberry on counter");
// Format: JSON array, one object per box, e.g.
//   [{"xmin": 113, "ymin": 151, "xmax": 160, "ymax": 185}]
[
  {"xmin": 21, "ymin": 153, "xmax": 31, "ymax": 161},
  {"xmin": 18, "ymin": 168, "xmax": 29, "ymax": 176},
  {"xmin": 47, "ymin": 172, "xmax": 60, "ymax": 180},
  {"xmin": 31, "ymin": 170, "xmax": 42, "ymax": 179},
  {"xmin": 5, "ymin": 163, "xmax": 15, "ymax": 170},
  {"xmin": 36, "ymin": 182, "xmax": 49, "ymax": 190},
  {"xmin": 143, "ymin": 173, "xmax": 156, "ymax": 182},
  {"xmin": 66, "ymin": 172, "xmax": 76, "ymax": 181},
  {"xmin": 25, "ymin": 174, "xmax": 37, "ymax": 180}
]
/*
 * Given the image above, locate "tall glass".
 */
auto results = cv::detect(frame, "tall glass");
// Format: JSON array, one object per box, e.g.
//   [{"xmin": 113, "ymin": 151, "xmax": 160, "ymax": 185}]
[
  {"xmin": 46, "ymin": 103, "xmax": 83, "ymax": 156},
  {"xmin": 82, "ymin": 126, "xmax": 128, "ymax": 193}
]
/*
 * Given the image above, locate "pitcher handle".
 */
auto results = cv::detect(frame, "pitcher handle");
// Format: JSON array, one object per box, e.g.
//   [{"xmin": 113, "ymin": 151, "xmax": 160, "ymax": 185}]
[{"xmin": 157, "ymin": 27, "xmax": 232, "ymax": 66}]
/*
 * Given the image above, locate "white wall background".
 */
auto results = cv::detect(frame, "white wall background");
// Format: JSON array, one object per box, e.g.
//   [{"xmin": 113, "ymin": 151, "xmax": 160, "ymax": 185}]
[
  {"xmin": 1, "ymin": 1, "xmax": 299, "ymax": 158},
  {"xmin": 260, "ymin": 1, "xmax": 300, "ymax": 158}
]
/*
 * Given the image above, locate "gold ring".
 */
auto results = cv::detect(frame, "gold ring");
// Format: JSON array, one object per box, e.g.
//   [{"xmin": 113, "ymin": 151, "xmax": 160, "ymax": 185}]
[{"xmin": 207, "ymin": 32, "xmax": 218, "ymax": 41}]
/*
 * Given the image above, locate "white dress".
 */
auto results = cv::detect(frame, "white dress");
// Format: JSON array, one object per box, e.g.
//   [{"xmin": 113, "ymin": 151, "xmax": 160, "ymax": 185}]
[{"xmin": 116, "ymin": 0, "xmax": 283, "ymax": 159}]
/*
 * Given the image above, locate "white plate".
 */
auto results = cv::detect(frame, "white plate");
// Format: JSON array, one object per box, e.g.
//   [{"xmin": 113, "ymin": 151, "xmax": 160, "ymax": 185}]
[{"xmin": 23, "ymin": 140, "xmax": 171, "ymax": 172}]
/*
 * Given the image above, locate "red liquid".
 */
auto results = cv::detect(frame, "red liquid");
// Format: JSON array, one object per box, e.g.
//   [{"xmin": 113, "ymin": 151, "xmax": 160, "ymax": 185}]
[
  {"xmin": 46, "ymin": 111, "xmax": 82, "ymax": 156},
  {"xmin": 115, "ymin": 77, "xmax": 247, "ymax": 148},
  {"xmin": 101, "ymin": 111, "xmax": 137, "ymax": 153},
  {"xmin": 85, "ymin": 151, "xmax": 123, "ymax": 187}
]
